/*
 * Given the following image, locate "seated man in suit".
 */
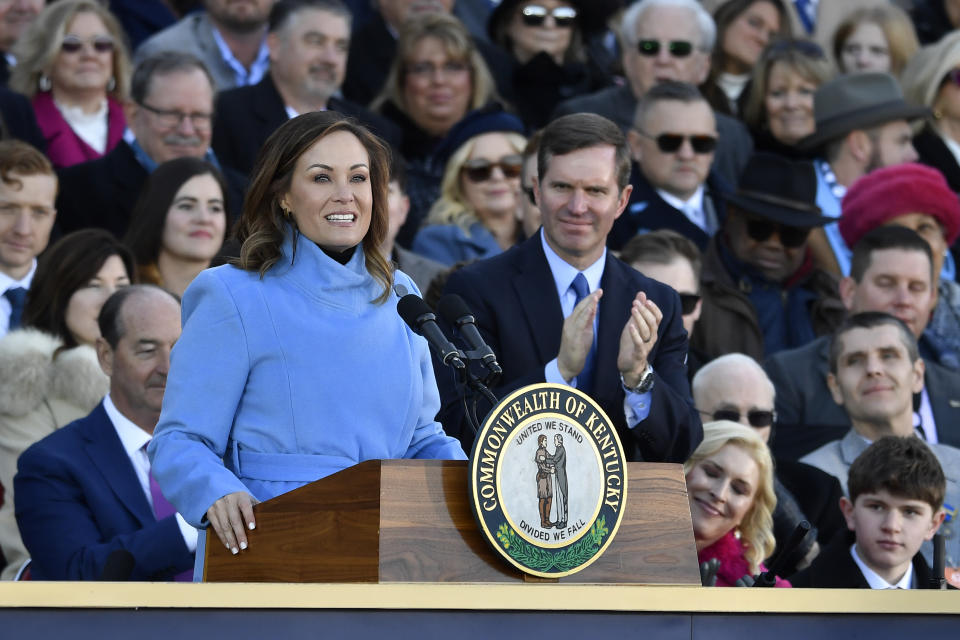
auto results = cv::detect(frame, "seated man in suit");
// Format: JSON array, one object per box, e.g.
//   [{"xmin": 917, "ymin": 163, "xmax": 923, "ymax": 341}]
[
  {"xmin": 55, "ymin": 52, "xmax": 246, "ymax": 240},
  {"xmin": 15, "ymin": 285, "xmax": 195, "ymax": 580},
  {"xmin": 438, "ymin": 112, "xmax": 702, "ymax": 462},
  {"xmin": 692, "ymin": 353, "xmax": 844, "ymax": 575},
  {"xmin": 800, "ymin": 312, "xmax": 960, "ymax": 569},
  {"xmin": 791, "ymin": 436, "xmax": 947, "ymax": 589},
  {"xmin": 610, "ymin": 82, "xmax": 728, "ymax": 252},
  {"xmin": 552, "ymin": 0, "xmax": 751, "ymax": 188},
  {"xmin": 212, "ymin": 0, "xmax": 400, "ymax": 176},
  {"xmin": 766, "ymin": 226, "xmax": 960, "ymax": 460}
]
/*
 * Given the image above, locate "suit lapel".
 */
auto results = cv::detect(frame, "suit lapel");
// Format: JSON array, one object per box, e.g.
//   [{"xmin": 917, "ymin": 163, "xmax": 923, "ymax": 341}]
[
  {"xmin": 840, "ymin": 430, "xmax": 868, "ymax": 466},
  {"xmin": 82, "ymin": 404, "xmax": 155, "ymax": 527},
  {"xmin": 253, "ymin": 76, "xmax": 289, "ymax": 131},
  {"xmin": 511, "ymin": 234, "xmax": 563, "ymax": 363}
]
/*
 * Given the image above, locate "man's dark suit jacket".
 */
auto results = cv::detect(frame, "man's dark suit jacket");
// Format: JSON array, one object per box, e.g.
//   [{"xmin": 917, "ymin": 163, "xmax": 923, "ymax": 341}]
[
  {"xmin": 14, "ymin": 402, "xmax": 194, "ymax": 580},
  {"xmin": 790, "ymin": 530, "xmax": 940, "ymax": 589},
  {"xmin": 0, "ymin": 87, "xmax": 45, "ymax": 152},
  {"xmin": 609, "ymin": 163, "xmax": 730, "ymax": 252},
  {"xmin": 212, "ymin": 74, "xmax": 402, "ymax": 176},
  {"xmin": 438, "ymin": 230, "xmax": 702, "ymax": 461},
  {"xmin": 765, "ymin": 335, "xmax": 960, "ymax": 461},
  {"xmin": 55, "ymin": 140, "xmax": 247, "ymax": 240}
]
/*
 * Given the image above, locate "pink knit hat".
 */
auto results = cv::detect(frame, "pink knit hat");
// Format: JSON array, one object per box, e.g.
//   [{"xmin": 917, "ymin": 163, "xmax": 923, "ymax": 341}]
[{"xmin": 840, "ymin": 163, "xmax": 960, "ymax": 248}]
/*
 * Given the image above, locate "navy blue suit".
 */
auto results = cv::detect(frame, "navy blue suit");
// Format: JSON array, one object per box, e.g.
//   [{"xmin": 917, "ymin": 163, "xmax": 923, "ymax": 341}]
[
  {"xmin": 438, "ymin": 231, "xmax": 702, "ymax": 462},
  {"xmin": 14, "ymin": 403, "xmax": 193, "ymax": 580}
]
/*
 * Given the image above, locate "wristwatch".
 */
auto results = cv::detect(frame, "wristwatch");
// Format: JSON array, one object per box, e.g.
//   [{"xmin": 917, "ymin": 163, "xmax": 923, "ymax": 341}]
[{"xmin": 621, "ymin": 364, "xmax": 654, "ymax": 394}]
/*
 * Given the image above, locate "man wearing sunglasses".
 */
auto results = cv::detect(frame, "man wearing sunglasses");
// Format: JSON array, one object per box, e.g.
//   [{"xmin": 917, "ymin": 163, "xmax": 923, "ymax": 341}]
[
  {"xmin": 798, "ymin": 72, "xmax": 926, "ymax": 277},
  {"xmin": 765, "ymin": 226, "xmax": 960, "ymax": 461},
  {"xmin": 610, "ymin": 82, "xmax": 727, "ymax": 252},
  {"xmin": 552, "ymin": 0, "xmax": 752, "ymax": 188},
  {"xmin": 438, "ymin": 112, "xmax": 702, "ymax": 464},
  {"xmin": 692, "ymin": 152, "xmax": 844, "ymax": 364},
  {"xmin": 692, "ymin": 352, "xmax": 845, "ymax": 574}
]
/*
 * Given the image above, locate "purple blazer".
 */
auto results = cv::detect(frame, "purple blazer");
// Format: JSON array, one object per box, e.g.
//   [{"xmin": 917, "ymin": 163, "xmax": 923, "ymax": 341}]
[{"xmin": 32, "ymin": 92, "xmax": 126, "ymax": 168}]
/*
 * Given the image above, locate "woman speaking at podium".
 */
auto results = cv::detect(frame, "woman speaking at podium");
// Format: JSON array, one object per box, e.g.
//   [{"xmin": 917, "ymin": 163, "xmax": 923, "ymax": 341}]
[{"xmin": 148, "ymin": 112, "xmax": 466, "ymax": 557}]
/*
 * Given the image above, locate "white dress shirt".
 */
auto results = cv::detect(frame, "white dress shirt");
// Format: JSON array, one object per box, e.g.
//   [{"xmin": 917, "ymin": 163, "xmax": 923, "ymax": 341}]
[
  {"xmin": 851, "ymin": 543, "xmax": 914, "ymax": 589},
  {"xmin": 103, "ymin": 394, "xmax": 198, "ymax": 552}
]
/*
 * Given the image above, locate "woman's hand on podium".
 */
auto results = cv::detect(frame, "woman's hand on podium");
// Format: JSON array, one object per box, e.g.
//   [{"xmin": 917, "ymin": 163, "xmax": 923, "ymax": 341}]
[{"xmin": 207, "ymin": 491, "xmax": 259, "ymax": 555}]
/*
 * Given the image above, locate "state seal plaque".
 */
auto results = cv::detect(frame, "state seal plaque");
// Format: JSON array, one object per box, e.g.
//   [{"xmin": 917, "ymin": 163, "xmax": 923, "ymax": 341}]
[{"xmin": 468, "ymin": 383, "xmax": 628, "ymax": 578}]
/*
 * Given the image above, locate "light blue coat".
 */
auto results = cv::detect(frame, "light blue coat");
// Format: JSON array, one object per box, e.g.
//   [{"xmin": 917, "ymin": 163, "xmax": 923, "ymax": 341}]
[{"xmin": 148, "ymin": 231, "xmax": 466, "ymax": 527}]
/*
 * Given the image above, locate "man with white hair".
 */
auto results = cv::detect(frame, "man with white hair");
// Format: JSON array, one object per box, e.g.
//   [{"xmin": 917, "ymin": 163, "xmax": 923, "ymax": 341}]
[
  {"xmin": 552, "ymin": 0, "xmax": 751, "ymax": 186},
  {"xmin": 693, "ymin": 352, "xmax": 844, "ymax": 574}
]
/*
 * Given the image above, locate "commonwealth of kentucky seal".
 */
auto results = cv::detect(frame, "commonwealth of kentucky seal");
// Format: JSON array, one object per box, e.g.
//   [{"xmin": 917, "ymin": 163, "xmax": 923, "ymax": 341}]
[{"xmin": 468, "ymin": 383, "xmax": 628, "ymax": 578}]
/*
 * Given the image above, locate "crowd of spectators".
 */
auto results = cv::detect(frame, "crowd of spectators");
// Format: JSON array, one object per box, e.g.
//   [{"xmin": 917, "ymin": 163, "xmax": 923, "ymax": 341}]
[{"xmin": 0, "ymin": 0, "xmax": 958, "ymax": 591}]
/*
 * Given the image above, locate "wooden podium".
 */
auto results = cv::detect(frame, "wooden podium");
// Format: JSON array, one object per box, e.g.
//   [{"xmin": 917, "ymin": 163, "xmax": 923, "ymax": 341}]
[{"xmin": 203, "ymin": 460, "xmax": 699, "ymax": 585}]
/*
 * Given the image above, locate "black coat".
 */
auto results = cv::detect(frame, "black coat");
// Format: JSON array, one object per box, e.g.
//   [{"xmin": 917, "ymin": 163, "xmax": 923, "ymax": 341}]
[
  {"xmin": 610, "ymin": 163, "xmax": 730, "ymax": 252},
  {"xmin": 0, "ymin": 86, "xmax": 45, "ymax": 151},
  {"xmin": 212, "ymin": 74, "xmax": 402, "ymax": 176},
  {"xmin": 437, "ymin": 230, "xmax": 702, "ymax": 461},
  {"xmin": 55, "ymin": 140, "xmax": 247, "ymax": 240},
  {"xmin": 790, "ymin": 530, "xmax": 941, "ymax": 589}
]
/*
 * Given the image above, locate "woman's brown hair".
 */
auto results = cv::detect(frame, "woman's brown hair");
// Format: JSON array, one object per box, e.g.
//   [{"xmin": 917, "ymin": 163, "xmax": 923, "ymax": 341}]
[
  {"xmin": 233, "ymin": 111, "xmax": 394, "ymax": 303},
  {"xmin": 22, "ymin": 229, "xmax": 136, "ymax": 350}
]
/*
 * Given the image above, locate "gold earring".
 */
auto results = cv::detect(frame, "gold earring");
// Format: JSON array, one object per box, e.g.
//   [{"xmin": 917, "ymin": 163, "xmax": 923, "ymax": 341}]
[{"xmin": 934, "ymin": 108, "xmax": 944, "ymax": 120}]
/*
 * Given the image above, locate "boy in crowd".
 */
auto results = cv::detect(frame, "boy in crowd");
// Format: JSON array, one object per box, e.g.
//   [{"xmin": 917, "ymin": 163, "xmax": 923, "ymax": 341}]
[{"xmin": 791, "ymin": 436, "xmax": 947, "ymax": 589}]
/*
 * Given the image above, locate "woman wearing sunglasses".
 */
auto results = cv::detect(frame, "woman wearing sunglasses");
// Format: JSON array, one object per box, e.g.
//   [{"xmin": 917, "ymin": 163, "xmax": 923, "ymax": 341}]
[
  {"xmin": 413, "ymin": 108, "xmax": 527, "ymax": 267},
  {"xmin": 741, "ymin": 40, "xmax": 832, "ymax": 158},
  {"xmin": 701, "ymin": 0, "xmax": 789, "ymax": 117},
  {"xmin": 10, "ymin": 0, "xmax": 131, "ymax": 168},
  {"xmin": 487, "ymin": 0, "xmax": 608, "ymax": 129}
]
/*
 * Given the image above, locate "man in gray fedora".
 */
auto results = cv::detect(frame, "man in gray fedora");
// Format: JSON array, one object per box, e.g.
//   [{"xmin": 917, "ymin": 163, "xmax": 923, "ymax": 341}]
[{"xmin": 799, "ymin": 72, "xmax": 928, "ymax": 278}]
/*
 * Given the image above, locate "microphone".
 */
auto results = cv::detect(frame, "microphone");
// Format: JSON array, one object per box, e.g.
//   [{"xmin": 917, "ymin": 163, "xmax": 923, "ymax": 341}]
[
  {"xmin": 99, "ymin": 549, "xmax": 135, "ymax": 581},
  {"xmin": 438, "ymin": 294, "xmax": 502, "ymax": 375},
  {"xmin": 397, "ymin": 294, "xmax": 465, "ymax": 370},
  {"xmin": 753, "ymin": 520, "xmax": 812, "ymax": 587}
]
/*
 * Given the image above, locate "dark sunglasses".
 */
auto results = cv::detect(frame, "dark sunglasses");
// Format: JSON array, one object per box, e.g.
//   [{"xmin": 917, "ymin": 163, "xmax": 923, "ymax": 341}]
[
  {"xmin": 521, "ymin": 5, "xmax": 577, "ymax": 28},
  {"xmin": 699, "ymin": 408, "xmax": 776, "ymax": 428},
  {"xmin": 745, "ymin": 218, "xmax": 810, "ymax": 248},
  {"xmin": 637, "ymin": 130, "xmax": 717, "ymax": 154},
  {"xmin": 679, "ymin": 293, "xmax": 701, "ymax": 315},
  {"xmin": 61, "ymin": 35, "xmax": 115, "ymax": 54},
  {"xmin": 461, "ymin": 155, "xmax": 523, "ymax": 182},
  {"xmin": 637, "ymin": 39, "xmax": 693, "ymax": 58}
]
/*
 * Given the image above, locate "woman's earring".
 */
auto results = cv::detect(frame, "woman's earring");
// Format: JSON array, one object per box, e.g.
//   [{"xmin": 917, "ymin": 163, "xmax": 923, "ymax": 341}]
[
  {"xmin": 38, "ymin": 74, "xmax": 51, "ymax": 92},
  {"xmin": 733, "ymin": 527, "xmax": 742, "ymax": 540},
  {"xmin": 107, "ymin": 76, "xmax": 116, "ymax": 92}
]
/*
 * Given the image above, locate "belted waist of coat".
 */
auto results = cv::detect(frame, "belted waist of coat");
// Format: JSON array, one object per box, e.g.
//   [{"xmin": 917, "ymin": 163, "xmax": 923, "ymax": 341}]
[{"xmin": 228, "ymin": 447, "xmax": 357, "ymax": 482}]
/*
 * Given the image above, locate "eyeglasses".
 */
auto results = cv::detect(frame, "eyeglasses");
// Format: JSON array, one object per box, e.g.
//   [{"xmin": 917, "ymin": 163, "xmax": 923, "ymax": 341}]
[
  {"xmin": 744, "ymin": 217, "xmax": 810, "ymax": 248},
  {"xmin": 636, "ymin": 130, "xmax": 717, "ymax": 154},
  {"xmin": 61, "ymin": 34, "xmax": 115, "ymax": 54},
  {"xmin": 406, "ymin": 61, "xmax": 469, "ymax": 78},
  {"xmin": 698, "ymin": 408, "xmax": 777, "ymax": 428},
  {"xmin": 139, "ymin": 102, "xmax": 213, "ymax": 131},
  {"xmin": 636, "ymin": 39, "xmax": 694, "ymax": 58},
  {"xmin": 461, "ymin": 155, "xmax": 524, "ymax": 182},
  {"xmin": 679, "ymin": 293, "xmax": 700, "ymax": 315},
  {"xmin": 520, "ymin": 5, "xmax": 578, "ymax": 28}
]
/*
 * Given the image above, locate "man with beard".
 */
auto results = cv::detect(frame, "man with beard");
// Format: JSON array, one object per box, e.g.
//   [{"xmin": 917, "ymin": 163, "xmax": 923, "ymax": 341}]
[
  {"xmin": 799, "ymin": 72, "xmax": 927, "ymax": 276},
  {"xmin": 55, "ymin": 53, "xmax": 246, "ymax": 240},
  {"xmin": 213, "ymin": 0, "xmax": 399, "ymax": 176},
  {"xmin": 135, "ymin": 0, "xmax": 275, "ymax": 91}
]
